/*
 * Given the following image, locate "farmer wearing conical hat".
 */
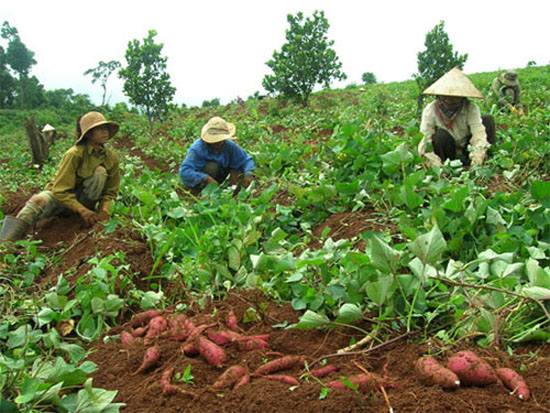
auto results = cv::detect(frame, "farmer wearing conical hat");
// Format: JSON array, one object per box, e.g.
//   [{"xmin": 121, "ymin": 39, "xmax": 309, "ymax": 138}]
[
  {"xmin": 179, "ymin": 116, "xmax": 255, "ymax": 193},
  {"xmin": 491, "ymin": 70, "xmax": 521, "ymax": 112},
  {"xmin": 0, "ymin": 111, "xmax": 121, "ymax": 242},
  {"xmin": 418, "ymin": 67, "xmax": 495, "ymax": 168}
]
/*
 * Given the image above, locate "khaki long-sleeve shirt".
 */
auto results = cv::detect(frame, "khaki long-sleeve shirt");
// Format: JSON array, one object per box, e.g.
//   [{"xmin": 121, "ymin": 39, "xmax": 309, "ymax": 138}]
[
  {"xmin": 418, "ymin": 100, "xmax": 489, "ymax": 167},
  {"xmin": 45, "ymin": 143, "xmax": 120, "ymax": 212},
  {"xmin": 492, "ymin": 77, "xmax": 521, "ymax": 107}
]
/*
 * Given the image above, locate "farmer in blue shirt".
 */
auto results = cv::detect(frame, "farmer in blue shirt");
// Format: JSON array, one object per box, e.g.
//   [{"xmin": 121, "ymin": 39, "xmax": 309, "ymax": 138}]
[{"xmin": 179, "ymin": 116, "xmax": 255, "ymax": 192}]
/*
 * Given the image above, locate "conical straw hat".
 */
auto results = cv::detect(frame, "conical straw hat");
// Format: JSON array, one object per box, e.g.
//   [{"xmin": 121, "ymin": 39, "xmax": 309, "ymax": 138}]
[{"xmin": 423, "ymin": 67, "xmax": 484, "ymax": 98}]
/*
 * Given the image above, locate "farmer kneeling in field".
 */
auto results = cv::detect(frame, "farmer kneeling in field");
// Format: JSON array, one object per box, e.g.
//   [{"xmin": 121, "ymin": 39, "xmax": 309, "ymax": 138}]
[
  {"xmin": 418, "ymin": 67, "xmax": 495, "ymax": 168},
  {"xmin": 491, "ymin": 70, "xmax": 522, "ymax": 113},
  {"xmin": 179, "ymin": 116, "xmax": 255, "ymax": 193},
  {"xmin": 0, "ymin": 111, "xmax": 120, "ymax": 242}
]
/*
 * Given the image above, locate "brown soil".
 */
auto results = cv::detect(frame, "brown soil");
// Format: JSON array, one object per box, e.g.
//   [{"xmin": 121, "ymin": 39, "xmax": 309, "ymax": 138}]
[
  {"xmin": 309, "ymin": 209, "xmax": 398, "ymax": 250},
  {"xmin": 88, "ymin": 290, "xmax": 550, "ymax": 413}
]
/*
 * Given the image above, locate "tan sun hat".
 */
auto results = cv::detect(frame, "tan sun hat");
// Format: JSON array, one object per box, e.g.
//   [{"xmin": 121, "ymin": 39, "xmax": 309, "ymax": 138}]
[
  {"xmin": 201, "ymin": 116, "xmax": 237, "ymax": 143},
  {"xmin": 76, "ymin": 111, "xmax": 119, "ymax": 144},
  {"xmin": 500, "ymin": 71, "xmax": 519, "ymax": 86},
  {"xmin": 41, "ymin": 123, "xmax": 55, "ymax": 132},
  {"xmin": 423, "ymin": 67, "xmax": 484, "ymax": 98}
]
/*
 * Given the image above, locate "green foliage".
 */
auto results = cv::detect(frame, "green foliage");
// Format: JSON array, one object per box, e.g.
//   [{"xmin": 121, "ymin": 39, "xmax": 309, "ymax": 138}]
[
  {"xmin": 119, "ymin": 30, "xmax": 176, "ymax": 130},
  {"xmin": 84, "ymin": 60, "xmax": 121, "ymax": 106},
  {"xmin": 262, "ymin": 10, "xmax": 346, "ymax": 106},
  {"xmin": 201, "ymin": 97, "xmax": 220, "ymax": 108},
  {"xmin": 361, "ymin": 72, "xmax": 377, "ymax": 84},
  {"xmin": 414, "ymin": 21, "xmax": 468, "ymax": 91}
]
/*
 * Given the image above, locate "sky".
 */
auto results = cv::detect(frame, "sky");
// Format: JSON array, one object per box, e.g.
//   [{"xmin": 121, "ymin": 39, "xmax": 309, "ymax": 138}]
[{"xmin": 3, "ymin": 0, "xmax": 549, "ymax": 108}]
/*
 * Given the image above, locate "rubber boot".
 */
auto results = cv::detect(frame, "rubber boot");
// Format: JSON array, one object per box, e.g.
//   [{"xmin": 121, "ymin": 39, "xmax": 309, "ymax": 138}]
[{"xmin": 0, "ymin": 216, "xmax": 30, "ymax": 242}]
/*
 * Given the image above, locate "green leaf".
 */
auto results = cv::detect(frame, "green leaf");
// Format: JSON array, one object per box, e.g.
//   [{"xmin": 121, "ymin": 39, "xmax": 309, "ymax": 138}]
[
  {"xmin": 408, "ymin": 225, "xmax": 447, "ymax": 265},
  {"xmin": 526, "ymin": 258, "xmax": 550, "ymax": 288},
  {"xmin": 522, "ymin": 286, "xmax": 550, "ymax": 300},
  {"xmin": 531, "ymin": 180, "xmax": 550, "ymax": 200},
  {"xmin": 443, "ymin": 186, "xmax": 469, "ymax": 212},
  {"xmin": 334, "ymin": 303, "xmax": 363, "ymax": 324},
  {"xmin": 365, "ymin": 275, "xmax": 393, "ymax": 306},
  {"xmin": 370, "ymin": 236, "xmax": 402, "ymax": 274},
  {"xmin": 293, "ymin": 310, "xmax": 330, "ymax": 330}
]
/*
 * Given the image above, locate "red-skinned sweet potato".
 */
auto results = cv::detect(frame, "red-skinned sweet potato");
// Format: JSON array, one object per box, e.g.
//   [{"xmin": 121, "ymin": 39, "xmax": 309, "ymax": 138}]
[
  {"xmin": 261, "ymin": 374, "xmax": 299, "ymax": 386},
  {"xmin": 326, "ymin": 373, "xmax": 377, "ymax": 392},
  {"xmin": 132, "ymin": 326, "xmax": 148, "ymax": 337},
  {"xmin": 415, "ymin": 357, "xmax": 460, "ymax": 388},
  {"xmin": 237, "ymin": 338, "xmax": 269, "ymax": 351},
  {"xmin": 120, "ymin": 331, "xmax": 135, "ymax": 346},
  {"xmin": 161, "ymin": 368, "xmax": 196, "ymax": 398},
  {"xmin": 496, "ymin": 367, "xmax": 530, "ymax": 400},
  {"xmin": 226, "ymin": 309, "xmax": 239, "ymax": 331},
  {"xmin": 447, "ymin": 351, "xmax": 497, "ymax": 386},
  {"xmin": 211, "ymin": 365, "xmax": 249, "ymax": 390},
  {"xmin": 197, "ymin": 336, "xmax": 226, "ymax": 368},
  {"xmin": 310, "ymin": 365, "xmax": 340, "ymax": 378},
  {"xmin": 132, "ymin": 345, "xmax": 161, "ymax": 375},
  {"xmin": 252, "ymin": 355, "xmax": 306, "ymax": 376},
  {"xmin": 145, "ymin": 316, "xmax": 168, "ymax": 342},
  {"xmin": 130, "ymin": 310, "xmax": 171, "ymax": 328}
]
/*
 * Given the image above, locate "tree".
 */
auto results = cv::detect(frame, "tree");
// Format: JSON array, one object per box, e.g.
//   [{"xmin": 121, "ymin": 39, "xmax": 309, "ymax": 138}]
[
  {"xmin": 361, "ymin": 72, "xmax": 377, "ymax": 84},
  {"xmin": 262, "ymin": 10, "xmax": 346, "ymax": 106},
  {"xmin": 413, "ymin": 21, "xmax": 467, "ymax": 114},
  {"xmin": 84, "ymin": 60, "xmax": 121, "ymax": 106},
  {"xmin": 1, "ymin": 21, "xmax": 37, "ymax": 109},
  {"xmin": 119, "ymin": 30, "xmax": 175, "ymax": 131}
]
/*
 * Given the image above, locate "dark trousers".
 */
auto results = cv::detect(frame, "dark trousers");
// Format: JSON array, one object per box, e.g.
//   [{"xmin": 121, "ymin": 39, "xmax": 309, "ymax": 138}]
[{"xmin": 432, "ymin": 115, "xmax": 495, "ymax": 165}]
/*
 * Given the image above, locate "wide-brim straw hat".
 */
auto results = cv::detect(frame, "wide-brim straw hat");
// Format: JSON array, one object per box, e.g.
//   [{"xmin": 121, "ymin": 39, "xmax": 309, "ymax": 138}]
[
  {"xmin": 423, "ymin": 67, "xmax": 484, "ymax": 98},
  {"xmin": 201, "ymin": 116, "xmax": 237, "ymax": 143},
  {"xmin": 500, "ymin": 71, "xmax": 519, "ymax": 87},
  {"xmin": 76, "ymin": 111, "xmax": 119, "ymax": 144}
]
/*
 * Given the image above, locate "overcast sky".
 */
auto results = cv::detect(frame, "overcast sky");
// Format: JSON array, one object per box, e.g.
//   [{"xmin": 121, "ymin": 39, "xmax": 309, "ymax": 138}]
[{"xmin": 3, "ymin": 1, "xmax": 548, "ymax": 107}]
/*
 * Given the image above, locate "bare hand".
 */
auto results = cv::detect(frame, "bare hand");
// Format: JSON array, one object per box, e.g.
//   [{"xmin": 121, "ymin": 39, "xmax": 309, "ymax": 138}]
[
  {"xmin": 204, "ymin": 176, "xmax": 217, "ymax": 186},
  {"xmin": 79, "ymin": 208, "xmax": 97, "ymax": 227}
]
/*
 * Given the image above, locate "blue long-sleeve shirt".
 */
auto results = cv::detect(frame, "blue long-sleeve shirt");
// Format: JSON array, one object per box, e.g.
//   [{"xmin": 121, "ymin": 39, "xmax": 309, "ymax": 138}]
[{"xmin": 179, "ymin": 138, "xmax": 255, "ymax": 187}]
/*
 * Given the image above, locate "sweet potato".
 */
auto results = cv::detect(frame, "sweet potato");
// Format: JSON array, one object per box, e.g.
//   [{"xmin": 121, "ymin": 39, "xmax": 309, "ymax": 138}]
[
  {"xmin": 130, "ymin": 310, "xmax": 171, "ymax": 328},
  {"xmin": 183, "ymin": 342, "xmax": 200, "ymax": 356},
  {"xmin": 447, "ymin": 351, "xmax": 497, "ymax": 386},
  {"xmin": 496, "ymin": 367, "xmax": 530, "ymax": 400},
  {"xmin": 211, "ymin": 365, "xmax": 249, "ymax": 390},
  {"xmin": 132, "ymin": 326, "xmax": 148, "ymax": 337},
  {"xmin": 326, "ymin": 373, "xmax": 377, "ymax": 392},
  {"xmin": 234, "ymin": 371, "xmax": 250, "ymax": 389},
  {"xmin": 207, "ymin": 329, "xmax": 242, "ymax": 346},
  {"xmin": 120, "ymin": 331, "xmax": 135, "ymax": 346},
  {"xmin": 226, "ymin": 309, "xmax": 239, "ymax": 331},
  {"xmin": 252, "ymin": 355, "xmax": 306, "ymax": 376},
  {"xmin": 132, "ymin": 345, "xmax": 161, "ymax": 375},
  {"xmin": 237, "ymin": 338, "xmax": 269, "ymax": 351},
  {"xmin": 198, "ymin": 336, "xmax": 227, "ymax": 368},
  {"xmin": 415, "ymin": 357, "xmax": 460, "ymax": 388},
  {"xmin": 161, "ymin": 368, "xmax": 196, "ymax": 398},
  {"xmin": 310, "ymin": 365, "xmax": 340, "ymax": 378},
  {"xmin": 145, "ymin": 316, "xmax": 169, "ymax": 342},
  {"xmin": 261, "ymin": 374, "xmax": 300, "ymax": 386}
]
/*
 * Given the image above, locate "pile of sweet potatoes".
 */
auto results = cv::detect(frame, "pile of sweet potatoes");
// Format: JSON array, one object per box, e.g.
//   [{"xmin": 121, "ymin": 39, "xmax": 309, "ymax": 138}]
[
  {"xmin": 416, "ymin": 350, "xmax": 530, "ymax": 401},
  {"xmin": 119, "ymin": 308, "xmax": 401, "ymax": 399}
]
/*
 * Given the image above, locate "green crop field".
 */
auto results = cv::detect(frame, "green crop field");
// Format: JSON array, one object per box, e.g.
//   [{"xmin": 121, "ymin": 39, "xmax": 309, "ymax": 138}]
[{"xmin": 1, "ymin": 66, "xmax": 550, "ymax": 412}]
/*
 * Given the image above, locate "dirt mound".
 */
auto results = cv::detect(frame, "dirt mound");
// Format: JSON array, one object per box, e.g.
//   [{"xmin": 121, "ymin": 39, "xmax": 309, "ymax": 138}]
[
  {"xmin": 310, "ymin": 210, "xmax": 398, "ymax": 250},
  {"xmin": 88, "ymin": 290, "xmax": 550, "ymax": 413}
]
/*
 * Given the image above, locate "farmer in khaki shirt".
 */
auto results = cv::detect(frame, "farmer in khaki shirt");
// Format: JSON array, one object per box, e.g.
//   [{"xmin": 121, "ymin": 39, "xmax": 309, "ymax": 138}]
[
  {"xmin": 418, "ymin": 67, "xmax": 495, "ymax": 168},
  {"xmin": 0, "ymin": 111, "xmax": 120, "ymax": 242},
  {"xmin": 491, "ymin": 70, "xmax": 522, "ymax": 113}
]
